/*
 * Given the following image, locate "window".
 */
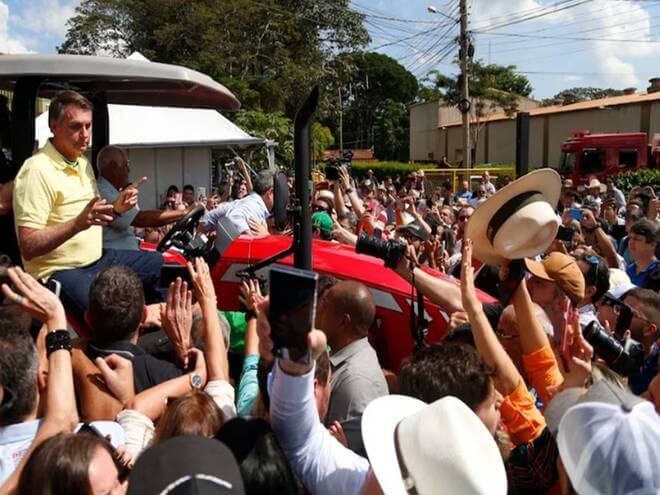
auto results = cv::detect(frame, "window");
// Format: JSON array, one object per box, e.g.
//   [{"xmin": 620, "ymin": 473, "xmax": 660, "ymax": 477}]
[
  {"xmin": 559, "ymin": 152, "xmax": 576, "ymax": 176},
  {"xmin": 580, "ymin": 149, "xmax": 606, "ymax": 176},
  {"xmin": 618, "ymin": 149, "xmax": 638, "ymax": 168}
]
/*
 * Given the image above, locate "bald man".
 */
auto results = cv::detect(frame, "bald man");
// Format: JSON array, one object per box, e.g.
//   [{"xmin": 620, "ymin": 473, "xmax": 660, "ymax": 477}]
[
  {"xmin": 315, "ymin": 279, "xmax": 388, "ymax": 455},
  {"xmin": 97, "ymin": 145, "xmax": 188, "ymax": 249}
]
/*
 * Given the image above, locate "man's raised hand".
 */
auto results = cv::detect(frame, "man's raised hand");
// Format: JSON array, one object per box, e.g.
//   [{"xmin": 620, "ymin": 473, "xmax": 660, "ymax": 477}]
[
  {"xmin": 1, "ymin": 266, "xmax": 66, "ymax": 329},
  {"xmin": 76, "ymin": 197, "xmax": 114, "ymax": 230},
  {"xmin": 114, "ymin": 176, "xmax": 147, "ymax": 215}
]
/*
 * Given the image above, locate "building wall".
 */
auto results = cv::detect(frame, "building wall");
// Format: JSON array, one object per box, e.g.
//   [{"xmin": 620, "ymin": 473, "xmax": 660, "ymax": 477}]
[
  {"xmin": 546, "ymin": 105, "xmax": 641, "ymax": 167},
  {"xmin": 411, "ymin": 97, "xmax": 660, "ymax": 167},
  {"xmin": 410, "ymin": 102, "xmax": 440, "ymax": 161},
  {"xmin": 127, "ymin": 146, "xmax": 211, "ymax": 210}
]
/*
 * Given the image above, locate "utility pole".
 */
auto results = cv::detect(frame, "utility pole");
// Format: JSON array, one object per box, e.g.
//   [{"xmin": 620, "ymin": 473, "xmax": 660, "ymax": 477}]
[
  {"xmin": 459, "ymin": 0, "xmax": 471, "ymax": 170},
  {"xmin": 338, "ymin": 86, "xmax": 343, "ymax": 151}
]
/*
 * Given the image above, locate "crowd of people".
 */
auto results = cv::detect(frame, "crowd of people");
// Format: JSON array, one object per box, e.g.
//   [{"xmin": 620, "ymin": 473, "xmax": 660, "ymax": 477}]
[{"xmin": 0, "ymin": 89, "xmax": 658, "ymax": 495}]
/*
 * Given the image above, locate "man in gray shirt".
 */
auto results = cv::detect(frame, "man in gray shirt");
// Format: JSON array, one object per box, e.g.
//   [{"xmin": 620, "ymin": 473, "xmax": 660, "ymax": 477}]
[
  {"xmin": 315, "ymin": 279, "xmax": 388, "ymax": 456},
  {"xmin": 97, "ymin": 145, "xmax": 188, "ymax": 249}
]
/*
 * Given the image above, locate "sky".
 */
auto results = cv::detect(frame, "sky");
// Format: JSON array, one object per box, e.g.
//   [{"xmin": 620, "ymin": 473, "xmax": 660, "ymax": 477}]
[{"xmin": 1, "ymin": 0, "xmax": 659, "ymax": 100}]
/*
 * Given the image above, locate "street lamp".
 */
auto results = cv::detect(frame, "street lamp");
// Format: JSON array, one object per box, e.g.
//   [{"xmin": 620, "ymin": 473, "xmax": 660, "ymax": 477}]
[{"xmin": 427, "ymin": 5, "xmax": 457, "ymax": 22}]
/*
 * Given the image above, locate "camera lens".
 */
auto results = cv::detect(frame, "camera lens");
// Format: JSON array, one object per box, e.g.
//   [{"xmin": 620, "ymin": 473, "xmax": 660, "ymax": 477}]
[
  {"xmin": 582, "ymin": 320, "xmax": 644, "ymax": 376},
  {"xmin": 356, "ymin": 233, "xmax": 406, "ymax": 269}
]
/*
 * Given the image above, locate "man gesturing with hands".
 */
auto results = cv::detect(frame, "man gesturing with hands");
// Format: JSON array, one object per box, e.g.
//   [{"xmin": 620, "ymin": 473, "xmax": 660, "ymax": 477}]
[{"xmin": 12, "ymin": 90, "xmax": 164, "ymax": 322}]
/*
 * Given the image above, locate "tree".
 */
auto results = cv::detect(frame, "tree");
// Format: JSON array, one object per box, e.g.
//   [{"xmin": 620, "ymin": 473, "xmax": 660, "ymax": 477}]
[
  {"xmin": 58, "ymin": 0, "xmax": 369, "ymax": 117},
  {"xmin": 540, "ymin": 87, "xmax": 624, "ymax": 107},
  {"xmin": 425, "ymin": 60, "xmax": 533, "ymax": 159},
  {"xmin": 312, "ymin": 123, "xmax": 335, "ymax": 162},
  {"xmin": 373, "ymin": 99, "xmax": 409, "ymax": 162},
  {"xmin": 234, "ymin": 110, "xmax": 293, "ymax": 168},
  {"xmin": 322, "ymin": 51, "xmax": 417, "ymax": 159}
]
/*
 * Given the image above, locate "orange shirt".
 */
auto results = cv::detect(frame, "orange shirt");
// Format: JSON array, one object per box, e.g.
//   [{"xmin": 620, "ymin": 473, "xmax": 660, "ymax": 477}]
[
  {"xmin": 500, "ymin": 378, "xmax": 546, "ymax": 447},
  {"xmin": 522, "ymin": 345, "xmax": 564, "ymax": 408}
]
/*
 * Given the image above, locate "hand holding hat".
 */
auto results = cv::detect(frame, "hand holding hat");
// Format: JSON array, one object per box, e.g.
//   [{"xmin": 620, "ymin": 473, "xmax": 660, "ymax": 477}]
[{"xmin": 465, "ymin": 169, "xmax": 562, "ymax": 266}]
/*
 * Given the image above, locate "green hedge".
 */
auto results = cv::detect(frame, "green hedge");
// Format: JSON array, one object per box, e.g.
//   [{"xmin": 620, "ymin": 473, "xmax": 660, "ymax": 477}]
[
  {"xmin": 612, "ymin": 169, "xmax": 659, "ymax": 194},
  {"xmin": 349, "ymin": 161, "xmax": 419, "ymax": 179}
]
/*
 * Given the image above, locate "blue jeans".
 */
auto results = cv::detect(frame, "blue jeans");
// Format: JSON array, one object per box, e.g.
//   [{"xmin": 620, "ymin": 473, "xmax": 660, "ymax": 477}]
[{"xmin": 51, "ymin": 248, "xmax": 164, "ymax": 324}]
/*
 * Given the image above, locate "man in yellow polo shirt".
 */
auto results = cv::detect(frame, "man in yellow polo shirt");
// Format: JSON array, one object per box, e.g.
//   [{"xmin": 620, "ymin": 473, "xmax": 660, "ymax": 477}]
[{"xmin": 12, "ymin": 90, "xmax": 163, "ymax": 322}]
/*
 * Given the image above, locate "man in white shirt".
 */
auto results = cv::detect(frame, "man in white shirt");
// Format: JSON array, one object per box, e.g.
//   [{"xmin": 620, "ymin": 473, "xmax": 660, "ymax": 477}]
[{"xmin": 199, "ymin": 170, "xmax": 274, "ymax": 254}]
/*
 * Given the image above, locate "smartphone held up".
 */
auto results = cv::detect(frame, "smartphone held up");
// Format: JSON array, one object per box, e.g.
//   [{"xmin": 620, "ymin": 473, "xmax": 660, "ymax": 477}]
[{"xmin": 268, "ymin": 264, "xmax": 319, "ymax": 364}]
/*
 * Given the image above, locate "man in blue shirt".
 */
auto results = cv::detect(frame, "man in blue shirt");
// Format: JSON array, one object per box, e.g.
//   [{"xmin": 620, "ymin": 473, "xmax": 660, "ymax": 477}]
[
  {"xmin": 626, "ymin": 218, "xmax": 659, "ymax": 291},
  {"xmin": 623, "ymin": 288, "xmax": 659, "ymax": 394},
  {"xmin": 199, "ymin": 170, "xmax": 274, "ymax": 254}
]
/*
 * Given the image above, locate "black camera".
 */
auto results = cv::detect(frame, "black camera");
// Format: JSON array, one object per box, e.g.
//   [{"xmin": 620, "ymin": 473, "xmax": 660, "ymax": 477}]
[
  {"xmin": 221, "ymin": 159, "xmax": 242, "ymax": 184},
  {"xmin": 324, "ymin": 150, "xmax": 353, "ymax": 181},
  {"xmin": 356, "ymin": 233, "xmax": 407, "ymax": 269},
  {"xmin": 582, "ymin": 320, "xmax": 644, "ymax": 376}
]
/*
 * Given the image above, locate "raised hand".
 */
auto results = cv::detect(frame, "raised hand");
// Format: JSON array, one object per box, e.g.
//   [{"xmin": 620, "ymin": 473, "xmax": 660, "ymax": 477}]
[
  {"xmin": 239, "ymin": 278, "xmax": 264, "ymax": 312},
  {"xmin": 114, "ymin": 177, "xmax": 146, "ymax": 215},
  {"xmin": 160, "ymin": 277, "xmax": 193, "ymax": 367},
  {"xmin": 460, "ymin": 239, "xmax": 480, "ymax": 313},
  {"xmin": 1, "ymin": 266, "xmax": 66, "ymax": 329},
  {"xmin": 95, "ymin": 354, "xmax": 135, "ymax": 407},
  {"xmin": 76, "ymin": 197, "xmax": 115, "ymax": 230},
  {"xmin": 187, "ymin": 257, "xmax": 216, "ymax": 305}
]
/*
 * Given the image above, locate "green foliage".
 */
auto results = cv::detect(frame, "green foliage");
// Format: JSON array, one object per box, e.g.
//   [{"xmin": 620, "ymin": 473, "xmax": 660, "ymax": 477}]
[
  {"xmin": 59, "ymin": 0, "xmax": 369, "ymax": 117},
  {"xmin": 350, "ymin": 161, "xmax": 420, "ymax": 180},
  {"xmin": 234, "ymin": 110, "xmax": 293, "ymax": 168},
  {"xmin": 312, "ymin": 123, "xmax": 335, "ymax": 161},
  {"xmin": 612, "ymin": 169, "xmax": 660, "ymax": 194},
  {"xmin": 540, "ymin": 87, "xmax": 624, "ymax": 107},
  {"xmin": 322, "ymin": 51, "xmax": 418, "ymax": 160}
]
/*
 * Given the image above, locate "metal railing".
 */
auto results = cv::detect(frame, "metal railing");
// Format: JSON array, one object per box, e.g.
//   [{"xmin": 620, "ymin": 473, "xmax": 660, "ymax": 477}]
[{"xmin": 420, "ymin": 166, "xmax": 517, "ymax": 192}]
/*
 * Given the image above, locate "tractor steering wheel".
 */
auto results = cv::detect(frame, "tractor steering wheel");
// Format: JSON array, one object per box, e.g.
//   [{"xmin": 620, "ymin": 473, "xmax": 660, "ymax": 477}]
[{"xmin": 157, "ymin": 206, "xmax": 206, "ymax": 253}]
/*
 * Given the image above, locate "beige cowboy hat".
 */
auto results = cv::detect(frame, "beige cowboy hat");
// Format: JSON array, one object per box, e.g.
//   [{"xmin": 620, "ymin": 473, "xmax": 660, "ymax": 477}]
[
  {"xmin": 586, "ymin": 177, "xmax": 606, "ymax": 193},
  {"xmin": 465, "ymin": 168, "xmax": 562, "ymax": 266}
]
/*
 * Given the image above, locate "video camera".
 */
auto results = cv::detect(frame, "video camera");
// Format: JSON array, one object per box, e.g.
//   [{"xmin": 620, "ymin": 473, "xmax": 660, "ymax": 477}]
[
  {"xmin": 356, "ymin": 232, "xmax": 407, "ymax": 269},
  {"xmin": 582, "ymin": 320, "xmax": 644, "ymax": 377},
  {"xmin": 324, "ymin": 149, "xmax": 353, "ymax": 181}
]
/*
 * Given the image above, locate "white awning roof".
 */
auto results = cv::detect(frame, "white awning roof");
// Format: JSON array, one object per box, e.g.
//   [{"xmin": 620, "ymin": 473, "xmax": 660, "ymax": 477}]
[{"xmin": 35, "ymin": 104, "xmax": 264, "ymax": 149}]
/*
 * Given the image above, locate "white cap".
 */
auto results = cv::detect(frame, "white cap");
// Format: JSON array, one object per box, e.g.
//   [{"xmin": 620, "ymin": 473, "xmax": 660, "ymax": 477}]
[{"xmin": 557, "ymin": 400, "xmax": 660, "ymax": 495}]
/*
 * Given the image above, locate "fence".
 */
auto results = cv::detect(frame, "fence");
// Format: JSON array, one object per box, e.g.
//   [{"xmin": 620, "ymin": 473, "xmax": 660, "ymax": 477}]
[{"xmin": 420, "ymin": 166, "xmax": 516, "ymax": 192}]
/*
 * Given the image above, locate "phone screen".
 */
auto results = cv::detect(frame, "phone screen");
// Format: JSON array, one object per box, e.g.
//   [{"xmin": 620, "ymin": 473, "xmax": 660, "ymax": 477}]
[
  {"xmin": 559, "ymin": 300, "xmax": 573, "ymax": 371},
  {"xmin": 556, "ymin": 225, "xmax": 573, "ymax": 242},
  {"xmin": 569, "ymin": 208, "xmax": 583, "ymax": 221},
  {"xmin": 268, "ymin": 264, "xmax": 318, "ymax": 363}
]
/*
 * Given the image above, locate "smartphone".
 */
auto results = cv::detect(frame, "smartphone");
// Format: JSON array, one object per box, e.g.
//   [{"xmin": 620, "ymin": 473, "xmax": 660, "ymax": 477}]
[
  {"xmin": 46, "ymin": 279, "xmax": 61, "ymax": 298},
  {"xmin": 325, "ymin": 166, "xmax": 339, "ymax": 181},
  {"xmin": 196, "ymin": 186, "xmax": 206, "ymax": 200},
  {"xmin": 268, "ymin": 264, "xmax": 318, "ymax": 363},
  {"xmin": 559, "ymin": 300, "xmax": 573, "ymax": 371},
  {"xmin": 568, "ymin": 208, "xmax": 583, "ymax": 221},
  {"xmin": 556, "ymin": 225, "xmax": 573, "ymax": 242}
]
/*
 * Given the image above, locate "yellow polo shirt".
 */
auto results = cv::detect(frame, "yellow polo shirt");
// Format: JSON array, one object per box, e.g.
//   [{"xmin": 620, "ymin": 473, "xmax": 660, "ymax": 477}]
[{"xmin": 13, "ymin": 140, "xmax": 102, "ymax": 281}]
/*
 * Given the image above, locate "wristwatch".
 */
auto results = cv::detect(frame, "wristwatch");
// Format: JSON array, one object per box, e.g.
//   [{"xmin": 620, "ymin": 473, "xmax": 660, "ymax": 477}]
[{"xmin": 189, "ymin": 373, "xmax": 203, "ymax": 390}]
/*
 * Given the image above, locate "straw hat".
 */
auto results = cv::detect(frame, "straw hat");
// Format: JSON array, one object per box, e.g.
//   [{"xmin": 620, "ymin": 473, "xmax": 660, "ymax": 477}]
[
  {"xmin": 586, "ymin": 177, "xmax": 606, "ymax": 193},
  {"xmin": 465, "ymin": 168, "xmax": 561, "ymax": 266}
]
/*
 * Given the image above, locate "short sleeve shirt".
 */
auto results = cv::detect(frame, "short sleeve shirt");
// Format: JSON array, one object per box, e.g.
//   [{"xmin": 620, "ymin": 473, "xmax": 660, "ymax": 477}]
[
  {"xmin": 98, "ymin": 176, "xmax": 139, "ymax": 250},
  {"xmin": 13, "ymin": 140, "xmax": 101, "ymax": 280}
]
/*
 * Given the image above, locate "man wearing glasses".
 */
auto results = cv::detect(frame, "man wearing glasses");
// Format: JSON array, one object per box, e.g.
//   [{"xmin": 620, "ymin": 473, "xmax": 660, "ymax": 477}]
[{"xmin": 623, "ymin": 288, "xmax": 660, "ymax": 394}]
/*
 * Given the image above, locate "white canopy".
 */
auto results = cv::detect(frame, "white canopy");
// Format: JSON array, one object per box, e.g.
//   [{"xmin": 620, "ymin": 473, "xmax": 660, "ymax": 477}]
[{"xmin": 35, "ymin": 104, "xmax": 264, "ymax": 149}]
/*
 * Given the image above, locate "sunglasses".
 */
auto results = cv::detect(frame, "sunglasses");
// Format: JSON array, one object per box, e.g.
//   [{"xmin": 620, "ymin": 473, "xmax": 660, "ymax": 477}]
[
  {"xmin": 458, "ymin": 215, "xmax": 470, "ymax": 221},
  {"xmin": 581, "ymin": 255, "xmax": 601, "ymax": 284}
]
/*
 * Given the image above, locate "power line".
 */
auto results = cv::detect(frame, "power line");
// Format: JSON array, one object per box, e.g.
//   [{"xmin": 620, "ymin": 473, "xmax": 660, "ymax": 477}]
[
  {"xmin": 473, "ymin": 0, "xmax": 591, "ymax": 32},
  {"xmin": 482, "ymin": 28, "xmax": 660, "ymax": 42}
]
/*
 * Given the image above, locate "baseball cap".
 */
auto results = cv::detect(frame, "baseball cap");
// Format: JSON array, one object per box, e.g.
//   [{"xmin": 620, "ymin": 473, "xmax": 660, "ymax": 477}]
[
  {"xmin": 311, "ymin": 212, "xmax": 333, "ymax": 237},
  {"xmin": 552, "ymin": 383, "xmax": 660, "ymax": 494},
  {"xmin": 524, "ymin": 252, "xmax": 585, "ymax": 305},
  {"xmin": 127, "ymin": 436, "xmax": 245, "ymax": 495},
  {"xmin": 605, "ymin": 277, "xmax": 636, "ymax": 301},
  {"xmin": 396, "ymin": 222, "xmax": 428, "ymax": 242},
  {"xmin": 362, "ymin": 395, "xmax": 507, "ymax": 495}
]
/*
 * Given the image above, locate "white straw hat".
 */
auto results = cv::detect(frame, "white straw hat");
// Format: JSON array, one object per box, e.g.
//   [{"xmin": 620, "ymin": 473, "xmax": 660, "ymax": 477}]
[
  {"xmin": 465, "ymin": 168, "xmax": 561, "ymax": 266},
  {"xmin": 362, "ymin": 395, "xmax": 507, "ymax": 495}
]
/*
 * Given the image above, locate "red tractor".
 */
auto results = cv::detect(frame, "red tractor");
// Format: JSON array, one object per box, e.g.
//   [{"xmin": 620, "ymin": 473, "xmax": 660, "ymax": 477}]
[{"xmin": 0, "ymin": 55, "xmax": 495, "ymax": 371}]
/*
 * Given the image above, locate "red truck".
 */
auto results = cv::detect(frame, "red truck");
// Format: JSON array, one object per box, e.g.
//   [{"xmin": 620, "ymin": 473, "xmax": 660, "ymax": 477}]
[{"xmin": 558, "ymin": 130, "xmax": 660, "ymax": 186}]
